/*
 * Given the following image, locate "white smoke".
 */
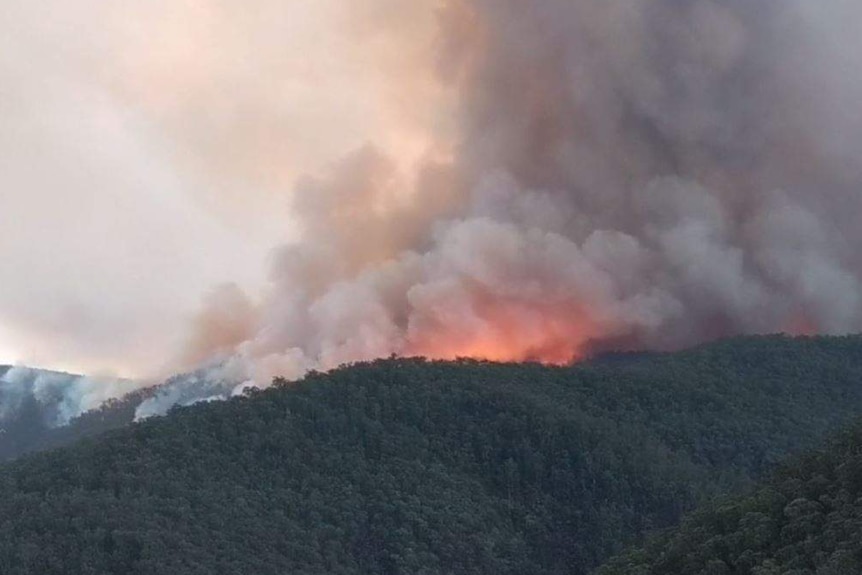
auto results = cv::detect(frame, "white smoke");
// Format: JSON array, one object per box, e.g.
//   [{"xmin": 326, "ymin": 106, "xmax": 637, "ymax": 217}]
[
  {"xmin": 0, "ymin": 0, "xmax": 442, "ymax": 377},
  {"xmin": 0, "ymin": 367, "xmax": 138, "ymax": 426}
]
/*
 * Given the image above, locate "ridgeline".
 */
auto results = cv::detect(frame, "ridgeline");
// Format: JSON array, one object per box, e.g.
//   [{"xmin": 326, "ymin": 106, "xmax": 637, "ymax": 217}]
[{"xmin": 2, "ymin": 336, "xmax": 862, "ymax": 574}]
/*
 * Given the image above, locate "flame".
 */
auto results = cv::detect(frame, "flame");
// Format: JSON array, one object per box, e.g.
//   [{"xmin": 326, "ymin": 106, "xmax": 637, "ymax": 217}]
[
  {"xmin": 406, "ymin": 293, "xmax": 599, "ymax": 364},
  {"xmin": 783, "ymin": 312, "xmax": 818, "ymax": 337}
]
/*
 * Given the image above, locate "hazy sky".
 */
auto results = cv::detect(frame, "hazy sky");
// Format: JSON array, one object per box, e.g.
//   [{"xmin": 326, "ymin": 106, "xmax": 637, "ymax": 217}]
[{"xmin": 0, "ymin": 0, "xmax": 441, "ymax": 375}]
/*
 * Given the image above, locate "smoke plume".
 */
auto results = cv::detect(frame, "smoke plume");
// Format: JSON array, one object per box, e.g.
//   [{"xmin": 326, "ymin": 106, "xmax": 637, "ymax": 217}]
[
  {"xmin": 137, "ymin": 0, "xmax": 862, "ymax": 416},
  {"xmin": 0, "ymin": 367, "xmax": 137, "ymax": 427}
]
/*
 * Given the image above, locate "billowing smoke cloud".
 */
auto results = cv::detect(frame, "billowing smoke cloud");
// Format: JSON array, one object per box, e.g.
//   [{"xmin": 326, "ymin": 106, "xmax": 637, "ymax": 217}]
[
  {"xmin": 2, "ymin": 0, "xmax": 860, "ymax": 419},
  {"xmin": 0, "ymin": 0, "xmax": 441, "ymax": 376},
  {"xmin": 138, "ymin": 0, "xmax": 862, "ymax": 417}
]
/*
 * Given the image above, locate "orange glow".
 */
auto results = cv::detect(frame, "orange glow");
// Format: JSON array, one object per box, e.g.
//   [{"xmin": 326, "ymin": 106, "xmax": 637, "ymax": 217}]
[
  {"xmin": 783, "ymin": 312, "xmax": 818, "ymax": 337},
  {"xmin": 406, "ymin": 292, "xmax": 600, "ymax": 365}
]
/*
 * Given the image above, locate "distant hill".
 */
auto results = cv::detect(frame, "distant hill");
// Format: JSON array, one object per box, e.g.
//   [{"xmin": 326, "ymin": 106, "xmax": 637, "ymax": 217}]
[
  {"xmin": 0, "ymin": 366, "xmax": 150, "ymax": 462},
  {"xmin": 3, "ymin": 335, "xmax": 862, "ymax": 574},
  {"xmin": 597, "ymin": 420, "xmax": 862, "ymax": 574}
]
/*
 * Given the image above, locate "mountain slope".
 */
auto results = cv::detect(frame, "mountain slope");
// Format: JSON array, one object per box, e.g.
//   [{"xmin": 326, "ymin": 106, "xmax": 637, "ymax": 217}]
[
  {"xmin": 0, "ymin": 366, "xmax": 150, "ymax": 462},
  {"xmin": 597, "ymin": 421, "xmax": 862, "ymax": 575},
  {"xmin": 2, "ymin": 336, "xmax": 862, "ymax": 574}
]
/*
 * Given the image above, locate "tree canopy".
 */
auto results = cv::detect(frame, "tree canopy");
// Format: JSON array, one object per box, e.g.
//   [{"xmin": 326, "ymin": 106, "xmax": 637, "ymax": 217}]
[
  {"xmin": 598, "ymin": 419, "xmax": 862, "ymax": 574},
  {"xmin": 2, "ymin": 335, "xmax": 862, "ymax": 574}
]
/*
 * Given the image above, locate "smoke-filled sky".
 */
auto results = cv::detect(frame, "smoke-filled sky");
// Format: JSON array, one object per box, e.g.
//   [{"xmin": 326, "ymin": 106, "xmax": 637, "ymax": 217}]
[
  {"xmin": 0, "ymin": 0, "xmax": 442, "ymax": 375},
  {"xmin": 3, "ymin": 0, "xmax": 862, "ymax": 404}
]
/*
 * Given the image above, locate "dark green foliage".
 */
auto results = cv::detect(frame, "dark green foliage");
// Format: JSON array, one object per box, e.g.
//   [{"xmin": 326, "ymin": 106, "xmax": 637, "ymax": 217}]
[
  {"xmin": 0, "ymin": 383, "xmax": 151, "ymax": 462},
  {"xmin": 2, "ymin": 335, "xmax": 862, "ymax": 574},
  {"xmin": 597, "ymin": 421, "xmax": 862, "ymax": 575}
]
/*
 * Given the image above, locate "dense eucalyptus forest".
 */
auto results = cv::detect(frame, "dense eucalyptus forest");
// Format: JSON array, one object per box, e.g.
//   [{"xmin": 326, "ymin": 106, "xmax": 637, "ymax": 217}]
[
  {"xmin": 2, "ymin": 336, "xmax": 862, "ymax": 574},
  {"xmin": 599, "ymin": 420, "xmax": 862, "ymax": 574}
]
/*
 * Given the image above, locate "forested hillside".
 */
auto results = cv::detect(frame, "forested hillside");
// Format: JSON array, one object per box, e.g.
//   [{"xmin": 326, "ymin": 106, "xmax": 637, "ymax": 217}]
[
  {"xmin": 0, "ymin": 366, "xmax": 150, "ymax": 462},
  {"xmin": 597, "ymin": 421, "xmax": 862, "ymax": 574},
  {"xmin": 2, "ymin": 336, "xmax": 862, "ymax": 574}
]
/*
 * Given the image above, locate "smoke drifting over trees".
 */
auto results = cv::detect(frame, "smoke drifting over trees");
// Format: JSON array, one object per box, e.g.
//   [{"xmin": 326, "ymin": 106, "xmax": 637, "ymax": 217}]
[
  {"xmin": 132, "ymin": 0, "xmax": 862, "ymax": 416},
  {"xmin": 4, "ymin": 1, "xmax": 862, "ymax": 417},
  {"xmin": 0, "ymin": 366, "xmax": 136, "ymax": 427}
]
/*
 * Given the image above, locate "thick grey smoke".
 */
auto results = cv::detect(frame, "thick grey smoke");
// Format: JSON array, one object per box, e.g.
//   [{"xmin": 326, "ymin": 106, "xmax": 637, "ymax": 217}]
[{"xmin": 137, "ymin": 0, "xmax": 862, "ymax": 417}]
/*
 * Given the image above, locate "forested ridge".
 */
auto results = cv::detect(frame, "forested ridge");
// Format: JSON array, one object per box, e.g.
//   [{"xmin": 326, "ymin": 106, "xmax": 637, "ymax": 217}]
[
  {"xmin": 0, "ymin": 367, "xmax": 150, "ymax": 462},
  {"xmin": 2, "ymin": 336, "xmax": 862, "ymax": 574},
  {"xmin": 598, "ymin": 420, "xmax": 862, "ymax": 574}
]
